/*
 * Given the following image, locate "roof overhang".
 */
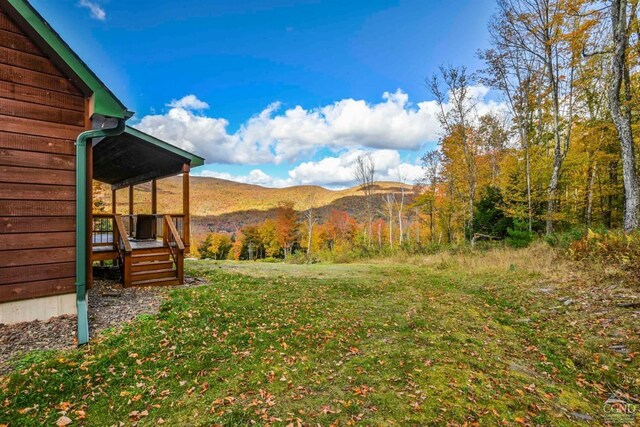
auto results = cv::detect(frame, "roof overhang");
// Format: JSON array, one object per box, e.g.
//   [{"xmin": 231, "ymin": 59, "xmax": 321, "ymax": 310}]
[
  {"xmin": 93, "ymin": 126, "xmax": 205, "ymax": 189},
  {"xmin": 2, "ymin": 0, "xmax": 132, "ymax": 119}
]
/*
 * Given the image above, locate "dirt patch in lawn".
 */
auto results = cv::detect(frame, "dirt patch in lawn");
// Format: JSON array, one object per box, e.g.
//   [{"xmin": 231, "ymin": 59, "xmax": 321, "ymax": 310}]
[{"xmin": 0, "ymin": 277, "xmax": 205, "ymax": 374}]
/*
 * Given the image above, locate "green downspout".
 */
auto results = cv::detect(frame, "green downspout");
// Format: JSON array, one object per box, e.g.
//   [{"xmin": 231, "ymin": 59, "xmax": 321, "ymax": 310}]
[{"xmin": 76, "ymin": 119, "xmax": 126, "ymax": 345}]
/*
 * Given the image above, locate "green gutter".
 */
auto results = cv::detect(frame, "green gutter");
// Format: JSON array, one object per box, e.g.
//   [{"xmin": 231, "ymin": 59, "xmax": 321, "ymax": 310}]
[
  {"xmin": 76, "ymin": 120, "xmax": 126, "ymax": 345},
  {"xmin": 6, "ymin": 0, "xmax": 131, "ymax": 119}
]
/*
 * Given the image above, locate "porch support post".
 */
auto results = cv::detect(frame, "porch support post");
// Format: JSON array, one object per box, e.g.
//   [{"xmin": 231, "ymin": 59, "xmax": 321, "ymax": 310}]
[
  {"xmin": 151, "ymin": 179, "xmax": 158, "ymax": 239},
  {"xmin": 129, "ymin": 185, "xmax": 134, "ymax": 234},
  {"xmin": 151, "ymin": 179, "xmax": 157, "ymax": 214},
  {"xmin": 111, "ymin": 188, "xmax": 117, "ymax": 214},
  {"xmin": 182, "ymin": 163, "xmax": 190, "ymax": 252}
]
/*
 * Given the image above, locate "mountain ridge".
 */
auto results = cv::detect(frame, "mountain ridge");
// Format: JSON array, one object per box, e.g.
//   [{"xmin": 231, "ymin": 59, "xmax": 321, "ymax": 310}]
[
  {"xmin": 95, "ymin": 176, "xmax": 414, "ymax": 217},
  {"xmin": 94, "ymin": 176, "xmax": 415, "ymax": 238}
]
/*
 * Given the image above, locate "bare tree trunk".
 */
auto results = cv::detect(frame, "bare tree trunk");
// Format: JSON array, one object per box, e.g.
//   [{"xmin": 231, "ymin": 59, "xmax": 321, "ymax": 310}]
[
  {"xmin": 304, "ymin": 194, "xmax": 316, "ymax": 255},
  {"xmin": 421, "ymin": 150, "xmax": 441, "ymax": 245},
  {"xmin": 415, "ymin": 208, "xmax": 420, "ymax": 244},
  {"xmin": 398, "ymin": 191, "xmax": 405, "ymax": 246},
  {"xmin": 430, "ymin": 199, "xmax": 435, "ymax": 244},
  {"xmin": 608, "ymin": 0, "xmax": 639, "ymax": 232},
  {"xmin": 354, "ymin": 154, "xmax": 376, "ymax": 246},
  {"xmin": 585, "ymin": 161, "xmax": 596, "ymax": 228},
  {"xmin": 603, "ymin": 162, "xmax": 618, "ymax": 228},
  {"xmin": 384, "ymin": 194, "xmax": 395, "ymax": 249},
  {"xmin": 522, "ymin": 129, "xmax": 533, "ymax": 233},
  {"xmin": 448, "ymin": 178, "xmax": 455, "ymax": 243},
  {"xmin": 545, "ymin": 51, "xmax": 573, "ymax": 235},
  {"xmin": 546, "ymin": 156, "xmax": 562, "ymax": 235},
  {"xmin": 468, "ymin": 182, "xmax": 475, "ymax": 239},
  {"xmin": 388, "ymin": 206, "xmax": 393, "ymax": 248}
]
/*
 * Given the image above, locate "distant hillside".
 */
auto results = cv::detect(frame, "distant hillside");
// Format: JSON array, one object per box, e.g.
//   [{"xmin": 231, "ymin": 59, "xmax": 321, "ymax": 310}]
[{"xmin": 94, "ymin": 176, "xmax": 414, "ymax": 235}]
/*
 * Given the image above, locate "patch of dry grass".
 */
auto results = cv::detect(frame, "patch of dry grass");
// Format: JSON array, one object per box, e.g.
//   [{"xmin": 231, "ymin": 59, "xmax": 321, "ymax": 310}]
[{"xmin": 374, "ymin": 242, "xmax": 564, "ymax": 276}]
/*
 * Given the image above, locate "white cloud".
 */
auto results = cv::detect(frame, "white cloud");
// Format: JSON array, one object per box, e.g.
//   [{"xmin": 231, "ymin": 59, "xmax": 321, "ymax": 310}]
[
  {"xmin": 167, "ymin": 95, "xmax": 210, "ymax": 110},
  {"xmin": 288, "ymin": 149, "xmax": 424, "ymax": 187},
  {"xmin": 78, "ymin": 0, "xmax": 106, "ymax": 21},
  {"xmin": 133, "ymin": 104, "xmax": 274, "ymax": 164},
  {"xmin": 197, "ymin": 169, "xmax": 292, "ymax": 188},
  {"xmin": 134, "ymin": 88, "xmax": 506, "ymax": 166},
  {"xmin": 194, "ymin": 149, "xmax": 425, "ymax": 189}
]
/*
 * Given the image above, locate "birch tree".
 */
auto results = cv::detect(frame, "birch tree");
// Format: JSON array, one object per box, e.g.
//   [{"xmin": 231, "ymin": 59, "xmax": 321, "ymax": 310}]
[
  {"xmin": 480, "ymin": 27, "xmax": 542, "ymax": 232},
  {"xmin": 353, "ymin": 154, "xmax": 376, "ymax": 246},
  {"xmin": 494, "ymin": 0, "xmax": 584, "ymax": 234},
  {"xmin": 383, "ymin": 192, "xmax": 396, "ymax": 248},
  {"xmin": 427, "ymin": 65, "xmax": 479, "ymax": 239},
  {"xmin": 420, "ymin": 150, "xmax": 443, "ymax": 243},
  {"xmin": 607, "ymin": 0, "xmax": 639, "ymax": 231},
  {"xmin": 396, "ymin": 173, "xmax": 407, "ymax": 246},
  {"xmin": 303, "ymin": 193, "xmax": 316, "ymax": 254}
]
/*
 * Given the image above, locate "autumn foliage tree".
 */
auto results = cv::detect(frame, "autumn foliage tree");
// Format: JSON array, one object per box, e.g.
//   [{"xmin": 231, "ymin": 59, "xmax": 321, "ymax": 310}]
[
  {"xmin": 275, "ymin": 201, "xmax": 298, "ymax": 258},
  {"xmin": 198, "ymin": 233, "xmax": 232, "ymax": 260}
]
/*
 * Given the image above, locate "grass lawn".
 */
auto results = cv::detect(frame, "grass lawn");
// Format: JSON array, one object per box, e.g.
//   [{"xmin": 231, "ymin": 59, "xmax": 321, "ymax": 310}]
[{"xmin": 1, "ymin": 245, "xmax": 638, "ymax": 426}]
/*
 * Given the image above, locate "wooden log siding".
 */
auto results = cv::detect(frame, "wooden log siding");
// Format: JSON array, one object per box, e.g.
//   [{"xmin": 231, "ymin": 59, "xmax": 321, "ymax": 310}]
[{"xmin": 0, "ymin": 7, "xmax": 87, "ymax": 303}]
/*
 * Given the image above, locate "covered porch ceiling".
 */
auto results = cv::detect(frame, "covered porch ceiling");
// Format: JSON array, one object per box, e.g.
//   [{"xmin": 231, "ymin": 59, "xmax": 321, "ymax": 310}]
[{"xmin": 93, "ymin": 126, "xmax": 204, "ymax": 189}]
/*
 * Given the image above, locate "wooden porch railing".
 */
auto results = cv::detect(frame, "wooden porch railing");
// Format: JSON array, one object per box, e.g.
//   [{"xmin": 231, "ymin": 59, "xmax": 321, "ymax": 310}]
[
  {"xmin": 92, "ymin": 213, "xmax": 115, "ymax": 247},
  {"xmin": 113, "ymin": 215, "xmax": 133, "ymax": 286},
  {"xmin": 118, "ymin": 214, "xmax": 186, "ymax": 244},
  {"xmin": 163, "ymin": 214, "xmax": 184, "ymax": 283}
]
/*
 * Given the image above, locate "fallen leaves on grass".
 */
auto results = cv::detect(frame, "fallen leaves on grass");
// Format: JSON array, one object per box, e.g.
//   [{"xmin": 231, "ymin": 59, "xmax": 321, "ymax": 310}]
[{"xmin": 55, "ymin": 416, "xmax": 72, "ymax": 426}]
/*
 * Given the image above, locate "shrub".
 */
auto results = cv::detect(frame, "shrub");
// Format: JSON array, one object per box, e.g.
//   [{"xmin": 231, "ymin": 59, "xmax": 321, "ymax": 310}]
[
  {"xmin": 506, "ymin": 220, "xmax": 534, "ymax": 248},
  {"xmin": 286, "ymin": 252, "xmax": 319, "ymax": 264},
  {"xmin": 473, "ymin": 187, "xmax": 513, "ymax": 239},
  {"xmin": 570, "ymin": 229, "xmax": 640, "ymax": 276},
  {"xmin": 332, "ymin": 252, "xmax": 355, "ymax": 264},
  {"xmin": 544, "ymin": 227, "xmax": 586, "ymax": 248}
]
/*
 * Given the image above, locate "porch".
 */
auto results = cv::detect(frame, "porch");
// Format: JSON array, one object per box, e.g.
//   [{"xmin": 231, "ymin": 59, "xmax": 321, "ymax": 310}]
[
  {"xmin": 92, "ymin": 213, "xmax": 185, "ymax": 286},
  {"xmin": 90, "ymin": 126, "xmax": 204, "ymax": 287}
]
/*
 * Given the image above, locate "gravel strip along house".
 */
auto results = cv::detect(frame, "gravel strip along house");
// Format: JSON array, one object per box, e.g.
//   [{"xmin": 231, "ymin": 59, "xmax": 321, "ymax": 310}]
[{"xmin": 0, "ymin": 0, "xmax": 204, "ymax": 343}]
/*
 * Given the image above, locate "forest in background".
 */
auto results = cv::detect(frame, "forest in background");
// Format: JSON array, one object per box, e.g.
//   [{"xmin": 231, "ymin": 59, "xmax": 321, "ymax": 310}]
[
  {"xmin": 94, "ymin": 0, "xmax": 640, "ymax": 263},
  {"xmin": 198, "ymin": 0, "xmax": 640, "ymax": 262}
]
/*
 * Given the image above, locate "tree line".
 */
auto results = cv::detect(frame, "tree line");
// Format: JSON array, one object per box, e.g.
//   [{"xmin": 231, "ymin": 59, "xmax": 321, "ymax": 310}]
[
  {"xmin": 198, "ymin": 195, "xmax": 424, "ymax": 261},
  {"xmin": 424, "ymin": 0, "xmax": 640, "ymax": 240},
  {"xmin": 199, "ymin": 0, "xmax": 640, "ymax": 260}
]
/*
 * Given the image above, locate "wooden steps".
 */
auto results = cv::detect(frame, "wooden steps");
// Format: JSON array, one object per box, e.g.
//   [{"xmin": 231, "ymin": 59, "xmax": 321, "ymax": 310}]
[
  {"xmin": 92, "ymin": 216, "xmax": 186, "ymax": 288},
  {"xmin": 129, "ymin": 277, "xmax": 180, "ymax": 287},
  {"xmin": 132, "ymin": 268, "xmax": 176, "ymax": 281},
  {"xmin": 132, "ymin": 251, "xmax": 170, "ymax": 263},
  {"xmin": 129, "ymin": 246, "xmax": 179, "ymax": 287},
  {"xmin": 93, "ymin": 250, "xmax": 118, "ymax": 262},
  {"xmin": 131, "ymin": 260, "xmax": 173, "ymax": 272}
]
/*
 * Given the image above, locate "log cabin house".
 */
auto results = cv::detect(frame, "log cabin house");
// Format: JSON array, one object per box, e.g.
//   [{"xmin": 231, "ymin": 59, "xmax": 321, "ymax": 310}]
[{"xmin": 0, "ymin": 0, "xmax": 204, "ymax": 343}]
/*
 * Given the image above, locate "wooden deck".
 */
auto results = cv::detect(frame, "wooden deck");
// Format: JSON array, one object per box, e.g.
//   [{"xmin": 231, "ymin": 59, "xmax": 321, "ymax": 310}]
[
  {"xmin": 93, "ymin": 237, "xmax": 165, "ymax": 252},
  {"xmin": 91, "ymin": 214, "xmax": 184, "ymax": 287}
]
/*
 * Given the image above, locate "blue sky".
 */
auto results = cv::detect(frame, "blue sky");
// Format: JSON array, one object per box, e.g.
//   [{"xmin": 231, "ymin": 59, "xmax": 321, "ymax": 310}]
[{"xmin": 33, "ymin": 0, "xmax": 500, "ymax": 188}]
